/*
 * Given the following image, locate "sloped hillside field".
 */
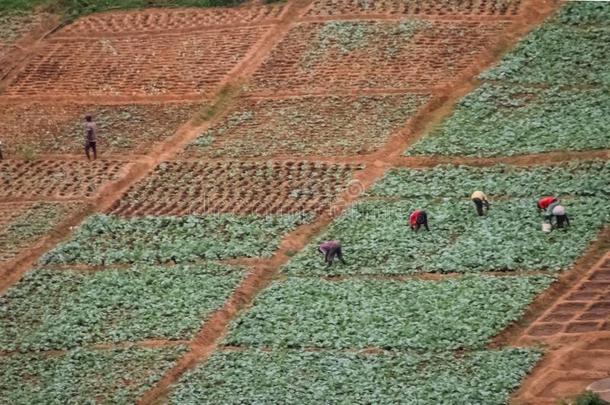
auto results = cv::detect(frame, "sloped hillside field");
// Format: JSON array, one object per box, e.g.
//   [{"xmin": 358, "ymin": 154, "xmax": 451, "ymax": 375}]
[{"xmin": 0, "ymin": 1, "xmax": 608, "ymax": 404}]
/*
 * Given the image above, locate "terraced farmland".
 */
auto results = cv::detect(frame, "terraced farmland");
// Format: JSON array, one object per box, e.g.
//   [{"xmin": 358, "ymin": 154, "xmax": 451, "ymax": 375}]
[{"xmin": 0, "ymin": 0, "xmax": 608, "ymax": 404}]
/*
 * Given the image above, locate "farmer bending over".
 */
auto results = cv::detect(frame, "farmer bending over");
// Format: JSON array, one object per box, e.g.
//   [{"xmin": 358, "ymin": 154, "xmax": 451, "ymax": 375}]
[
  {"xmin": 409, "ymin": 209, "xmax": 429, "ymax": 232},
  {"xmin": 84, "ymin": 115, "xmax": 97, "ymax": 160},
  {"xmin": 551, "ymin": 204, "xmax": 570, "ymax": 229},
  {"xmin": 471, "ymin": 190, "xmax": 490, "ymax": 216},
  {"xmin": 537, "ymin": 196, "xmax": 558, "ymax": 213},
  {"xmin": 318, "ymin": 240, "xmax": 346, "ymax": 267}
]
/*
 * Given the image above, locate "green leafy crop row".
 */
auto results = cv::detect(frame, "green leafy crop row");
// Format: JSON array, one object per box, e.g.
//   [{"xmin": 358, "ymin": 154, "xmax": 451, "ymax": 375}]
[
  {"xmin": 370, "ymin": 161, "xmax": 610, "ymax": 198},
  {"xmin": 0, "ymin": 264, "xmax": 242, "ymax": 350},
  {"xmin": 170, "ymin": 348, "xmax": 540, "ymax": 404},
  {"xmin": 225, "ymin": 275, "xmax": 553, "ymax": 350},
  {"xmin": 284, "ymin": 198, "xmax": 609, "ymax": 275},
  {"xmin": 41, "ymin": 213, "xmax": 308, "ymax": 265},
  {"xmin": 406, "ymin": 84, "xmax": 610, "ymax": 157},
  {"xmin": 0, "ymin": 346, "xmax": 184, "ymax": 404},
  {"xmin": 480, "ymin": 3, "xmax": 609, "ymax": 86}
]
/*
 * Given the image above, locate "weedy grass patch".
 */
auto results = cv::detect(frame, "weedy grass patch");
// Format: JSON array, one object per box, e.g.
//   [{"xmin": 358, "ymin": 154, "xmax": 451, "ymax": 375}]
[
  {"xmin": 370, "ymin": 161, "xmax": 610, "ymax": 199},
  {"xmin": 41, "ymin": 213, "xmax": 308, "ymax": 265},
  {"xmin": 406, "ymin": 84, "xmax": 610, "ymax": 157},
  {"xmin": 224, "ymin": 275, "xmax": 553, "ymax": 350},
  {"xmin": 170, "ymin": 348, "xmax": 540, "ymax": 404},
  {"xmin": 284, "ymin": 197, "xmax": 610, "ymax": 275},
  {"xmin": 0, "ymin": 264, "xmax": 243, "ymax": 350},
  {"xmin": 0, "ymin": 346, "xmax": 185, "ymax": 404}
]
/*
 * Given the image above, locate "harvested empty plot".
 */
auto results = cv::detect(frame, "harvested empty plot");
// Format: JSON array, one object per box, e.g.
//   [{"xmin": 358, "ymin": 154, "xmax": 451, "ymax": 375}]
[
  {"xmin": 170, "ymin": 348, "xmax": 539, "ymax": 404},
  {"xmin": 0, "ymin": 160, "xmax": 126, "ymax": 200},
  {"xmin": 41, "ymin": 213, "xmax": 308, "ymax": 265},
  {"xmin": 0, "ymin": 346, "xmax": 184, "ymax": 404},
  {"xmin": 55, "ymin": 4, "xmax": 285, "ymax": 37},
  {"xmin": 0, "ymin": 102, "xmax": 199, "ymax": 156},
  {"xmin": 3, "ymin": 26, "xmax": 269, "ymax": 98},
  {"xmin": 406, "ymin": 84, "xmax": 610, "ymax": 157},
  {"xmin": 370, "ymin": 161, "xmax": 610, "ymax": 199},
  {"xmin": 185, "ymin": 94, "xmax": 429, "ymax": 158},
  {"xmin": 0, "ymin": 264, "xmax": 242, "ymax": 350},
  {"xmin": 480, "ymin": 2, "xmax": 610, "ymax": 86},
  {"xmin": 247, "ymin": 20, "xmax": 507, "ymax": 94},
  {"xmin": 284, "ymin": 198, "xmax": 610, "ymax": 275},
  {"xmin": 304, "ymin": 0, "xmax": 523, "ymax": 18},
  {"xmin": 225, "ymin": 276, "xmax": 552, "ymax": 349},
  {"xmin": 110, "ymin": 160, "xmax": 363, "ymax": 216},
  {"xmin": 0, "ymin": 201, "xmax": 86, "ymax": 264}
]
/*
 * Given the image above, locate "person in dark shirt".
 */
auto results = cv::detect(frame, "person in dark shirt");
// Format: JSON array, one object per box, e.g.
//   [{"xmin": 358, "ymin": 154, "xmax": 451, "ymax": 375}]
[{"xmin": 84, "ymin": 115, "xmax": 97, "ymax": 160}]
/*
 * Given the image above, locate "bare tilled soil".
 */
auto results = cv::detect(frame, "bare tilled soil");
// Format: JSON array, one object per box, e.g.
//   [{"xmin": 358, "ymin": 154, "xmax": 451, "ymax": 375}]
[
  {"xmin": 0, "ymin": 159, "xmax": 128, "ymax": 200},
  {"xmin": 54, "ymin": 4, "xmax": 286, "ymax": 37},
  {"xmin": 0, "ymin": 102, "xmax": 199, "ymax": 156},
  {"xmin": 109, "ymin": 160, "xmax": 364, "ymax": 216},
  {"xmin": 303, "ymin": 0, "xmax": 524, "ymax": 19}
]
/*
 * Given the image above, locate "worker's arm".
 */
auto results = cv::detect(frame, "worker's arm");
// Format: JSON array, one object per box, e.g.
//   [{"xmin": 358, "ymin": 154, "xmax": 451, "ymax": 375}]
[{"xmin": 566, "ymin": 215, "xmax": 570, "ymax": 226}]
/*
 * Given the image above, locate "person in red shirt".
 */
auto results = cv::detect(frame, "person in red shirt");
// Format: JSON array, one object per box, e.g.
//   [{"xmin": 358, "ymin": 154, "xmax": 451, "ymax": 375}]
[
  {"xmin": 318, "ymin": 240, "xmax": 346, "ymax": 267},
  {"xmin": 537, "ymin": 196, "xmax": 558, "ymax": 212},
  {"xmin": 409, "ymin": 210, "xmax": 429, "ymax": 232}
]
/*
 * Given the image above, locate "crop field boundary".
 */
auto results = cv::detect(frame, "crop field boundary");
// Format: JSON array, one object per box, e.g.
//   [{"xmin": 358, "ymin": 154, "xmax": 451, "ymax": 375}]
[{"xmin": 4, "ymin": 0, "xmax": 608, "ymax": 403}]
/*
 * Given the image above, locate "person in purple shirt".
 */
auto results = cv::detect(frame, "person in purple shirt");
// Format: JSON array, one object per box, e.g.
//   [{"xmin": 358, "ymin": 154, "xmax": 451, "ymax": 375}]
[{"xmin": 318, "ymin": 240, "xmax": 346, "ymax": 267}]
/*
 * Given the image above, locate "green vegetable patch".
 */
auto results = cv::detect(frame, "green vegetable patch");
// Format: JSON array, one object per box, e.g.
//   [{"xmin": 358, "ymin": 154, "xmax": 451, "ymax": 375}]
[
  {"xmin": 41, "ymin": 213, "xmax": 308, "ymax": 265},
  {"xmin": 284, "ymin": 197, "xmax": 609, "ymax": 275},
  {"xmin": 479, "ymin": 4, "xmax": 609, "ymax": 86},
  {"xmin": 170, "ymin": 348, "xmax": 540, "ymax": 404},
  {"xmin": 406, "ymin": 84, "xmax": 610, "ymax": 157},
  {"xmin": 370, "ymin": 161, "xmax": 610, "ymax": 199},
  {"xmin": 0, "ymin": 346, "xmax": 184, "ymax": 404},
  {"xmin": 0, "ymin": 264, "xmax": 242, "ymax": 350},
  {"xmin": 225, "ymin": 275, "xmax": 552, "ymax": 350}
]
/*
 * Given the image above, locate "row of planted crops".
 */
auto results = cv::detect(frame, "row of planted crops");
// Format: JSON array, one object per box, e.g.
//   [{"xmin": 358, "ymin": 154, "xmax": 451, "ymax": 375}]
[
  {"xmin": 2, "ymin": 159, "xmax": 609, "ymax": 403},
  {"xmin": 1, "ymin": 2, "xmax": 609, "ymax": 403}
]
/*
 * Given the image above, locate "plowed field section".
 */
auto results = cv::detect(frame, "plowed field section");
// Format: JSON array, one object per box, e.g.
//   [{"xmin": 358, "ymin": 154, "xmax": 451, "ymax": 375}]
[
  {"xmin": 0, "ymin": 102, "xmax": 199, "ymax": 155},
  {"xmin": 3, "ymin": 26, "xmax": 269, "ymax": 99},
  {"xmin": 184, "ymin": 93, "xmax": 429, "ymax": 158},
  {"xmin": 1, "ymin": 160, "xmax": 127, "ymax": 200},
  {"xmin": 247, "ymin": 20, "xmax": 508, "ymax": 94},
  {"xmin": 55, "ymin": 5, "xmax": 285, "ymax": 37},
  {"xmin": 304, "ymin": 0, "xmax": 523, "ymax": 18},
  {"xmin": 110, "ymin": 160, "xmax": 363, "ymax": 216}
]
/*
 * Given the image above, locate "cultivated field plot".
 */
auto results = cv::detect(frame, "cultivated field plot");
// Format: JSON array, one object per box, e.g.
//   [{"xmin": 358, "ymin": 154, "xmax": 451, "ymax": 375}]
[
  {"xmin": 247, "ymin": 20, "xmax": 507, "ymax": 94},
  {"xmin": 480, "ymin": 2, "xmax": 610, "ymax": 86},
  {"xmin": 185, "ymin": 94, "xmax": 429, "ymax": 158},
  {"xmin": 110, "ymin": 160, "xmax": 363, "ymax": 216},
  {"xmin": 55, "ymin": 4, "xmax": 286, "ymax": 37},
  {"xmin": 1, "ymin": 346, "xmax": 184, "ymax": 404},
  {"xmin": 0, "ymin": 11, "xmax": 50, "ymax": 60},
  {"xmin": 406, "ymin": 84, "xmax": 610, "ymax": 157},
  {"xmin": 0, "ymin": 201, "xmax": 86, "ymax": 265},
  {"xmin": 0, "ymin": 264, "xmax": 243, "ymax": 350},
  {"xmin": 285, "ymin": 162, "xmax": 610, "ymax": 275},
  {"xmin": 524, "ymin": 256, "xmax": 610, "ymax": 341},
  {"xmin": 41, "ymin": 213, "xmax": 308, "ymax": 265},
  {"xmin": 2, "ymin": 26, "xmax": 269, "ymax": 98},
  {"xmin": 226, "ymin": 275, "xmax": 552, "ymax": 349},
  {"xmin": 0, "ymin": 102, "xmax": 199, "ymax": 156},
  {"xmin": 408, "ymin": 2, "xmax": 610, "ymax": 157},
  {"xmin": 0, "ymin": 160, "xmax": 127, "ymax": 200},
  {"xmin": 171, "ymin": 348, "xmax": 539, "ymax": 404},
  {"xmin": 303, "ymin": 0, "xmax": 523, "ymax": 18}
]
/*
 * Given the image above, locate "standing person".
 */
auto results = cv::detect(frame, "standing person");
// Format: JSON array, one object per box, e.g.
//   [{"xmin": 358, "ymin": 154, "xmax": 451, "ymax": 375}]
[
  {"xmin": 0, "ymin": 138, "xmax": 4, "ymax": 160},
  {"xmin": 318, "ymin": 240, "xmax": 346, "ymax": 267},
  {"xmin": 471, "ymin": 190, "xmax": 490, "ymax": 216},
  {"xmin": 551, "ymin": 204, "xmax": 570, "ymax": 229},
  {"xmin": 84, "ymin": 115, "xmax": 97, "ymax": 160},
  {"xmin": 409, "ymin": 209, "xmax": 429, "ymax": 232}
]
